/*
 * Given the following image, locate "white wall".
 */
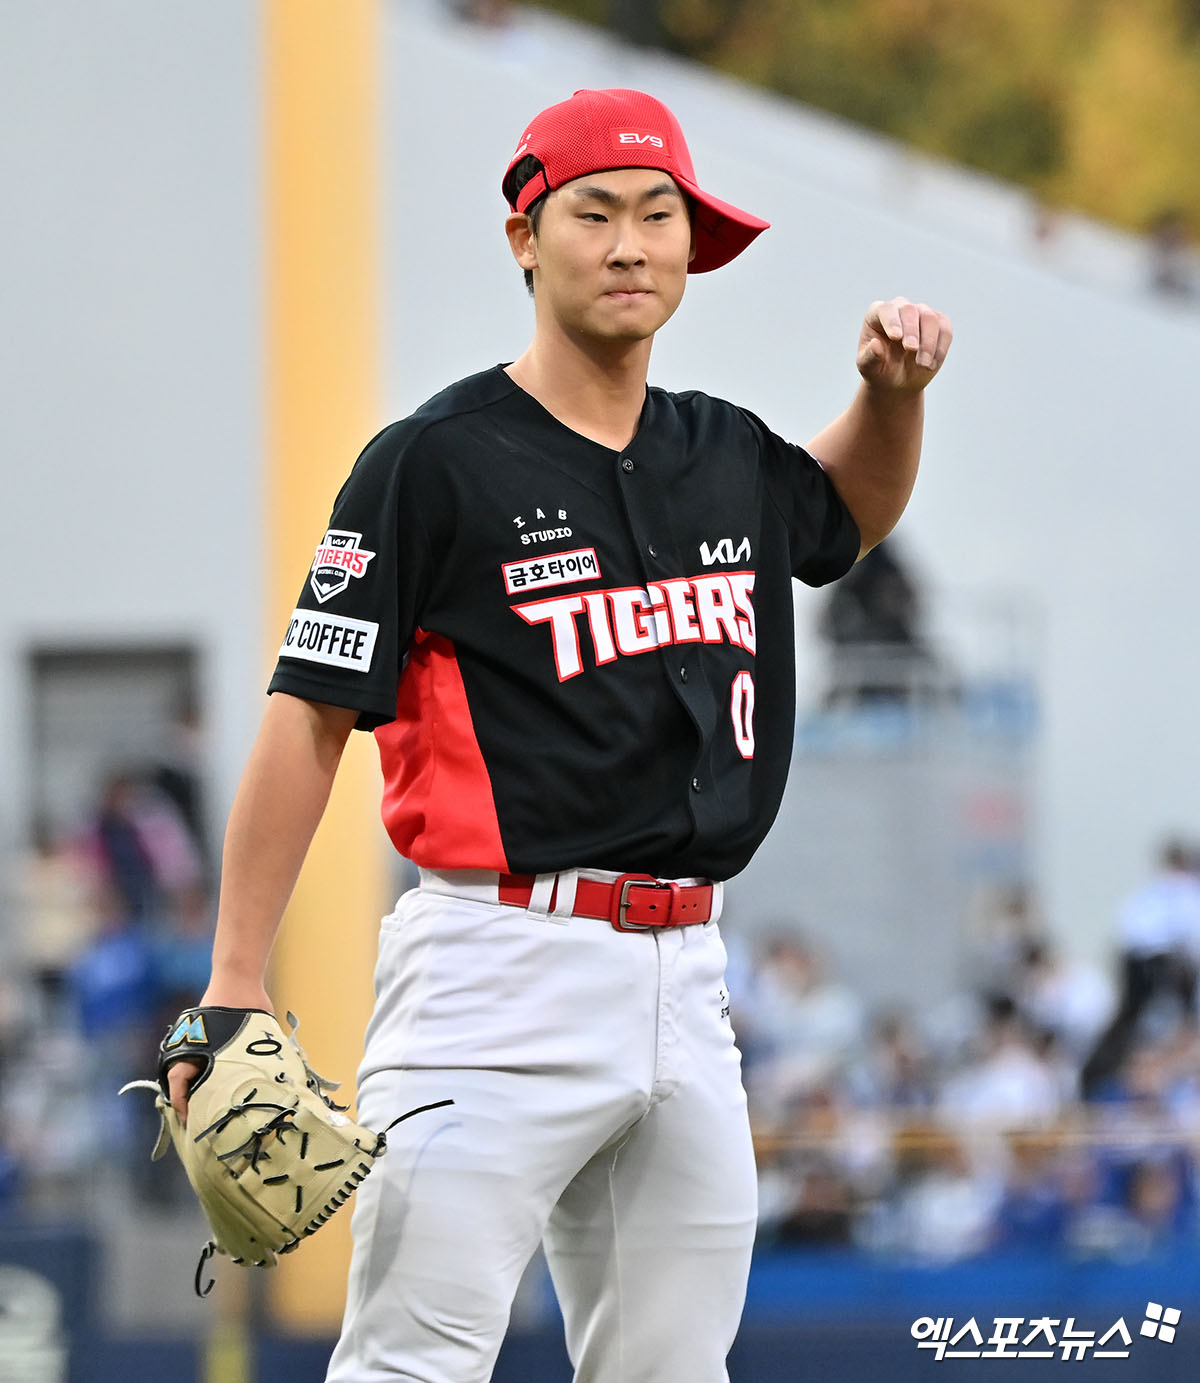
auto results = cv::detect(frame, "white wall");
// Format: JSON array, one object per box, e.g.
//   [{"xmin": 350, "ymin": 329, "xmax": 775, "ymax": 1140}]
[
  {"xmin": 1, "ymin": 1, "xmax": 262, "ymax": 844},
  {"xmin": 3, "ymin": 0, "xmax": 1198, "ymax": 963}
]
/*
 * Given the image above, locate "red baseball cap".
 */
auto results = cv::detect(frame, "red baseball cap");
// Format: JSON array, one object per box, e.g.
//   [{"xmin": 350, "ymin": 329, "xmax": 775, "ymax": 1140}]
[{"xmin": 503, "ymin": 88, "xmax": 770, "ymax": 274}]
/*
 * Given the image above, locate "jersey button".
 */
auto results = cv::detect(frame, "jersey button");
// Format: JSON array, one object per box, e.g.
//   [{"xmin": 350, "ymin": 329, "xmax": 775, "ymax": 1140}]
[
  {"xmin": 679, "ymin": 666, "xmax": 688, "ymax": 682},
  {"xmin": 621, "ymin": 458, "xmax": 634, "ymax": 473},
  {"xmin": 647, "ymin": 543, "xmax": 658, "ymax": 558},
  {"xmin": 691, "ymin": 776, "xmax": 702, "ymax": 793}
]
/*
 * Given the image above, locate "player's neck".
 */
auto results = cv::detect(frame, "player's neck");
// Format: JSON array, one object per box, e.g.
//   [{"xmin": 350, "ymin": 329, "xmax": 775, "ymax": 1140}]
[{"xmin": 507, "ymin": 327, "xmax": 652, "ymax": 453}]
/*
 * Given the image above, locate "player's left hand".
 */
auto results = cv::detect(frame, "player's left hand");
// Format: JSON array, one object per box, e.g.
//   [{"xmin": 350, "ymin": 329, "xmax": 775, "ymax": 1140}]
[{"xmin": 856, "ymin": 298, "xmax": 952, "ymax": 392}]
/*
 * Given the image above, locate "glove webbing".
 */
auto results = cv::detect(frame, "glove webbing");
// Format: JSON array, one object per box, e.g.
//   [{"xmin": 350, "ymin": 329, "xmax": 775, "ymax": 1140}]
[{"xmin": 192, "ymin": 1096, "xmax": 455, "ymax": 1297}]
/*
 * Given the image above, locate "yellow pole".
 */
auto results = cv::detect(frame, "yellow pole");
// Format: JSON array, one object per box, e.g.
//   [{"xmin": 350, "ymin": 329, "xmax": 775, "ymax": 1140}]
[
  {"xmin": 263, "ymin": 0, "xmax": 385, "ymax": 1336},
  {"xmin": 204, "ymin": 1271, "xmax": 251, "ymax": 1383}
]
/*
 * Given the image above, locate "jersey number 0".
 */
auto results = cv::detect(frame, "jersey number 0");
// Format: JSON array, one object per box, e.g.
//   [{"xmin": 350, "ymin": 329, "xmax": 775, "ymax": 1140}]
[{"xmin": 730, "ymin": 672, "xmax": 755, "ymax": 759}]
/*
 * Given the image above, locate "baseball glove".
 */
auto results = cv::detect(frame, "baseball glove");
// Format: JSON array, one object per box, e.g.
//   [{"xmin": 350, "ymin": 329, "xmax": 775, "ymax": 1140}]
[{"xmin": 121, "ymin": 1006, "xmax": 451, "ymax": 1295}]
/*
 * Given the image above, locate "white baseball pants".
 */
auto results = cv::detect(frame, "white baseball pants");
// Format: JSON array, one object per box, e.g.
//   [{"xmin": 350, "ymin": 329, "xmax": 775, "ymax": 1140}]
[{"xmin": 324, "ymin": 870, "xmax": 758, "ymax": 1383}]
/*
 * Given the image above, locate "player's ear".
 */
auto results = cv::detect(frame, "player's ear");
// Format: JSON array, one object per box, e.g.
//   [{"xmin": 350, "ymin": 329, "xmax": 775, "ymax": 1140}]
[{"xmin": 505, "ymin": 213, "xmax": 538, "ymax": 273}]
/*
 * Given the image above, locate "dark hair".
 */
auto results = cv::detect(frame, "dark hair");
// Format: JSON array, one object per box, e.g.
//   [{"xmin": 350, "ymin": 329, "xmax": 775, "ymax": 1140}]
[{"xmin": 502, "ymin": 154, "xmax": 549, "ymax": 297}]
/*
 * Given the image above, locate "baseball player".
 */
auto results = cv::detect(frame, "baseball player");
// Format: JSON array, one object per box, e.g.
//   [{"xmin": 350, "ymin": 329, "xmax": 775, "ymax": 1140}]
[{"xmin": 169, "ymin": 88, "xmax": 951, "ymax": 1382}]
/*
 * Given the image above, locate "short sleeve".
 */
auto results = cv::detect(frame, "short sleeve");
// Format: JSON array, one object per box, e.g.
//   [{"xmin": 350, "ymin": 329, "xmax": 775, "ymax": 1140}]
[
  {"xmin": 267, "ymin": 422, "xmax": 433, "ymax": 730},
  {"xmin": 742, "ymin": 408, "xmax": 861, "ymax": 586}
]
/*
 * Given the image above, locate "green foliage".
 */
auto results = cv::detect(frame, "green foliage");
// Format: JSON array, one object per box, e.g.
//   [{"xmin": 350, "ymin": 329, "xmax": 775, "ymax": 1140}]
[{"xmin": 525, "ymin": 0, "xmax": 1200, "ymax": 236}]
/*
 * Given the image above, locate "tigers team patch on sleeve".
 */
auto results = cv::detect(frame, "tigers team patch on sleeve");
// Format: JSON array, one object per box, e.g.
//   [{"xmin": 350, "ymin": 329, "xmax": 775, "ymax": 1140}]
[{"xmin": 309, "ymin": 530, "xmax": 376, "ymax": 604}]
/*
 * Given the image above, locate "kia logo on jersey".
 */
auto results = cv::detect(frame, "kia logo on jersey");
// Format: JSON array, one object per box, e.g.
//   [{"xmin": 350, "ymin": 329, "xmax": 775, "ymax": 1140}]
[
  {"xmin": 700, "ymin": 537, "xmax": 751, "ymax": 566},
  {"xmin": 309, "ymin": 529, "xmax": 376, "ymax": 604}
]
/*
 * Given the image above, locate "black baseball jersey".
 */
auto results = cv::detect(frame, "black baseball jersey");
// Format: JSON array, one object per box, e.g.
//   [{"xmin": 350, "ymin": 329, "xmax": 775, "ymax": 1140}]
[{"xmin": 268, "ymin": 366, "xmax": 859, "ymax": 880}]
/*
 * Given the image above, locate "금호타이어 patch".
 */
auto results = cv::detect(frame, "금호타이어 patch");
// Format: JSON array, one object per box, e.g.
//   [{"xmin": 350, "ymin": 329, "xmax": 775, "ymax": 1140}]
[
  {"xmin": 309, "ymin": 529, "xmax": 376, "ymax": 604},
  {"xmin": 279, "ymin": 609, "xmax": 378, "ymax": 671},
  {"xmin": 503, "ymin": 547, "xmax": 600, "ymax": 595}
]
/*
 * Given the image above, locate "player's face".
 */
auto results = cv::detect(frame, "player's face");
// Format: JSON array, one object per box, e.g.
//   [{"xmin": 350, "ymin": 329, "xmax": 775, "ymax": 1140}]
[{"xmin": 528, "ymin": 168, "xmax": 695, "ymax": 343}]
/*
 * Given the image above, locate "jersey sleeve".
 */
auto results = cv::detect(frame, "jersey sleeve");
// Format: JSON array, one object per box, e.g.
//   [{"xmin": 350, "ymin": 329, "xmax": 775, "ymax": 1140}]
[
  {"xmin": 742, "ymin": 407, "xmax": 861, "ymax": 586},
  {"xmin": 267, "ymin": 422, "xmax": 434, "ymax": 731}
]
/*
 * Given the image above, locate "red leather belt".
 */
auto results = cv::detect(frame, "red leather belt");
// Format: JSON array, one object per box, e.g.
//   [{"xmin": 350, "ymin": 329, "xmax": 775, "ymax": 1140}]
[{"xmin": 498, "ymin": 872, "xmax": 715, "ymax": 933}]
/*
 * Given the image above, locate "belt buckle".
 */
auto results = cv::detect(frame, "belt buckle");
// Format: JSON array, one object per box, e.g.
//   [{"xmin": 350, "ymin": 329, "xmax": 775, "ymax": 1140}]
[{"xmin": 610, "ymin": 874, "xmax": 678, "ymax": 932}]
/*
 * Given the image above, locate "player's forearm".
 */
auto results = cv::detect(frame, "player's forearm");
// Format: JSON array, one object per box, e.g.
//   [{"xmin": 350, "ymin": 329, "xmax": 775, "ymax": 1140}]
[
  {"xmin": 204, "ymin": 692, "xmax": 359, "ymax": 1002},
  {"xmin": 807, "ymin": 381, "xmax": 924, "ymax": 557}
]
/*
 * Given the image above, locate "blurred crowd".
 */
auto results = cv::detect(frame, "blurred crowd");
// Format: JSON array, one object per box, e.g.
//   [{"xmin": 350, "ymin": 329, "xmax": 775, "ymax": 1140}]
[
  {"xmin": 0, "ymin": 747, "xmax": 213, "ymax": 1215},
  {"xmin": 741, "ymin": 840, "xmax": 1200, "ymax": 1263},
  {"xmin": 4, "ymin": 730, "xmax": 1200, "ymax": 1271}
]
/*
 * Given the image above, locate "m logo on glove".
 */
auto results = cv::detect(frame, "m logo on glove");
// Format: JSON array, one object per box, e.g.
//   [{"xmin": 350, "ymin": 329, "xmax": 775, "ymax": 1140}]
[{"xmin": 166, "ymin": 1013, "xmax": 209, "ymax": 1048}]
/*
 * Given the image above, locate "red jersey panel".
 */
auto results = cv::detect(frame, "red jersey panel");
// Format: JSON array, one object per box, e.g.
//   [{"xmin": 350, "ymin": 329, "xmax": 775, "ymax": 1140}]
[{"xmin": 376, "ymin": 630, "xmax": 508, "ymax": 870}]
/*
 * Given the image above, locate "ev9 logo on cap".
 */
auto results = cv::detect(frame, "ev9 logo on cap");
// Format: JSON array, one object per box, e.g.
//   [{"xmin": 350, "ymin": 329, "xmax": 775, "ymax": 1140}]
[{"xmin": 613, "ymin": 130, "xmax": 665, "ymax": 149}]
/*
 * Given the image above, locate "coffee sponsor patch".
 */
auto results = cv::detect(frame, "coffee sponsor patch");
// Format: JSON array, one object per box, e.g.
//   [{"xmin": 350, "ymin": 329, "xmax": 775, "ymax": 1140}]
[{"xmin": 279, "ymin": 609, "xmax": 378, "ymax": 671}]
